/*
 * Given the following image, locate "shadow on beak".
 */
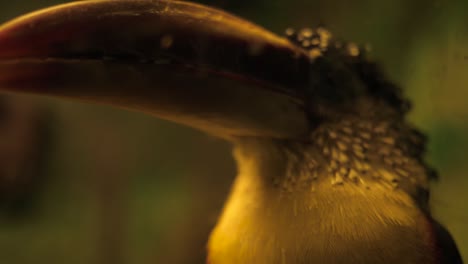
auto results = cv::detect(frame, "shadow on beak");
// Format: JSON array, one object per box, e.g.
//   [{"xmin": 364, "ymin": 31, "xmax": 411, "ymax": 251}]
[{"xmin": 0, "ymin": 0, "xmax": 311, "ymax": 140}]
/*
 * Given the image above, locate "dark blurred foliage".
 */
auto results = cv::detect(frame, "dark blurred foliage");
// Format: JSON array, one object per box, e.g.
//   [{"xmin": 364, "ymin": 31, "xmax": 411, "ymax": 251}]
[
  {"xmin": 0, "ymin": 0, "xmax": 467, "ymax": 263},
  {"xmin": 0, "ymin": 96, "xmax": 53, "ymax": 218}
]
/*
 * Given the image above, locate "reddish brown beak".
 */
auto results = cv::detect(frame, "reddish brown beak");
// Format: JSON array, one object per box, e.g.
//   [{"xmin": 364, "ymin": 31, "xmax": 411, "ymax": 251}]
[{"xmin": 0, "ymin": 0, "xmax": 311, "ymax": 139}]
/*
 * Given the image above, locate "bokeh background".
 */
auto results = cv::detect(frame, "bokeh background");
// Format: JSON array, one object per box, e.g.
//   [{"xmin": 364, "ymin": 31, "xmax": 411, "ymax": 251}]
[{"xmin": 0, "ymin": 0, "xmax": 466, "ymax": 263}]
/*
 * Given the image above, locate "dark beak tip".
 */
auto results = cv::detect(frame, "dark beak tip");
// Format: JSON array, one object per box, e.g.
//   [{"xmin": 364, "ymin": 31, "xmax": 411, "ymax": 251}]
[{"xmin": 0, "ymin": 23, "xmax": 43, "ymax": 60}]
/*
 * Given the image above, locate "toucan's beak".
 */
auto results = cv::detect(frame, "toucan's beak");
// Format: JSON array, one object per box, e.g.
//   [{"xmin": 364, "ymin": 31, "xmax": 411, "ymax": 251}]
[{"xmin": 0, "ymin": 0, "xmax": 310, "ymax": 139}]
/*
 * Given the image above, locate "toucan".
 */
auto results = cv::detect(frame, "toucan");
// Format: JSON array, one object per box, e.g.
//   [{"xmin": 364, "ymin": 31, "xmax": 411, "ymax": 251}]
[{"xmin": 0, "ymin": 0, "xmax": 462, "ymax": 263}]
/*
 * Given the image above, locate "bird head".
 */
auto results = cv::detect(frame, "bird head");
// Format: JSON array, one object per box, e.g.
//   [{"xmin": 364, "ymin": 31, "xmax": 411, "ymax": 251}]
[{"xmin": 0, "ymin": 0, "xmax": 433, "ymax": 218}]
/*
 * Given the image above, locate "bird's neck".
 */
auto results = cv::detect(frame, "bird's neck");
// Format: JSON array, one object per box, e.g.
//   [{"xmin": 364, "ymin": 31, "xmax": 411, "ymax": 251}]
[
  {"xmin": 233, "ymin": 115, "xmax": 430, "ymax": 204},
  {"xmin": 208, "ymin": 116, "xmax": 436, "ymax": 263}
]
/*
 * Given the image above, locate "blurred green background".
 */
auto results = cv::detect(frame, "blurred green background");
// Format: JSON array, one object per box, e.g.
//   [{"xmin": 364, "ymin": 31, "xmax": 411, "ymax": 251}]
[{"xmin": 0, "ymin": 0, "xmax": 466, "ymax": 263}]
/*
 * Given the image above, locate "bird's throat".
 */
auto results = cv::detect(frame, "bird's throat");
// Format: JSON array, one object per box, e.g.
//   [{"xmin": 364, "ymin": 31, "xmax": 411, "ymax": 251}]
[{"xmin": 208, "ymin": 118, "xmax": 436, "ymax": 263}]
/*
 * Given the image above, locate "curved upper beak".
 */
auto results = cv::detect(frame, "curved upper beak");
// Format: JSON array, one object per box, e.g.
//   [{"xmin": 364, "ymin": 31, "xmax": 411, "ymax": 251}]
[{"xmin": 0, "ymin": 0, "xmax": 310, "ymax": 140}]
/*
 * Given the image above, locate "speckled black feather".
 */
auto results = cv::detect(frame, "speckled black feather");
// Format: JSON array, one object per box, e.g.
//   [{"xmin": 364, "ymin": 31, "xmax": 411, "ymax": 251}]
[{"xmin": 285, "ymin": 27, "xmax": 438, "ymax": 186}]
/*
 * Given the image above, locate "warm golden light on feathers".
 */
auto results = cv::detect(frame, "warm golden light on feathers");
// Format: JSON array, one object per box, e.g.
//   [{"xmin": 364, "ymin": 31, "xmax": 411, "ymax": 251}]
[{"xmin": 208, "ymin": 129, "xmax": 435, "ymax": 263}]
